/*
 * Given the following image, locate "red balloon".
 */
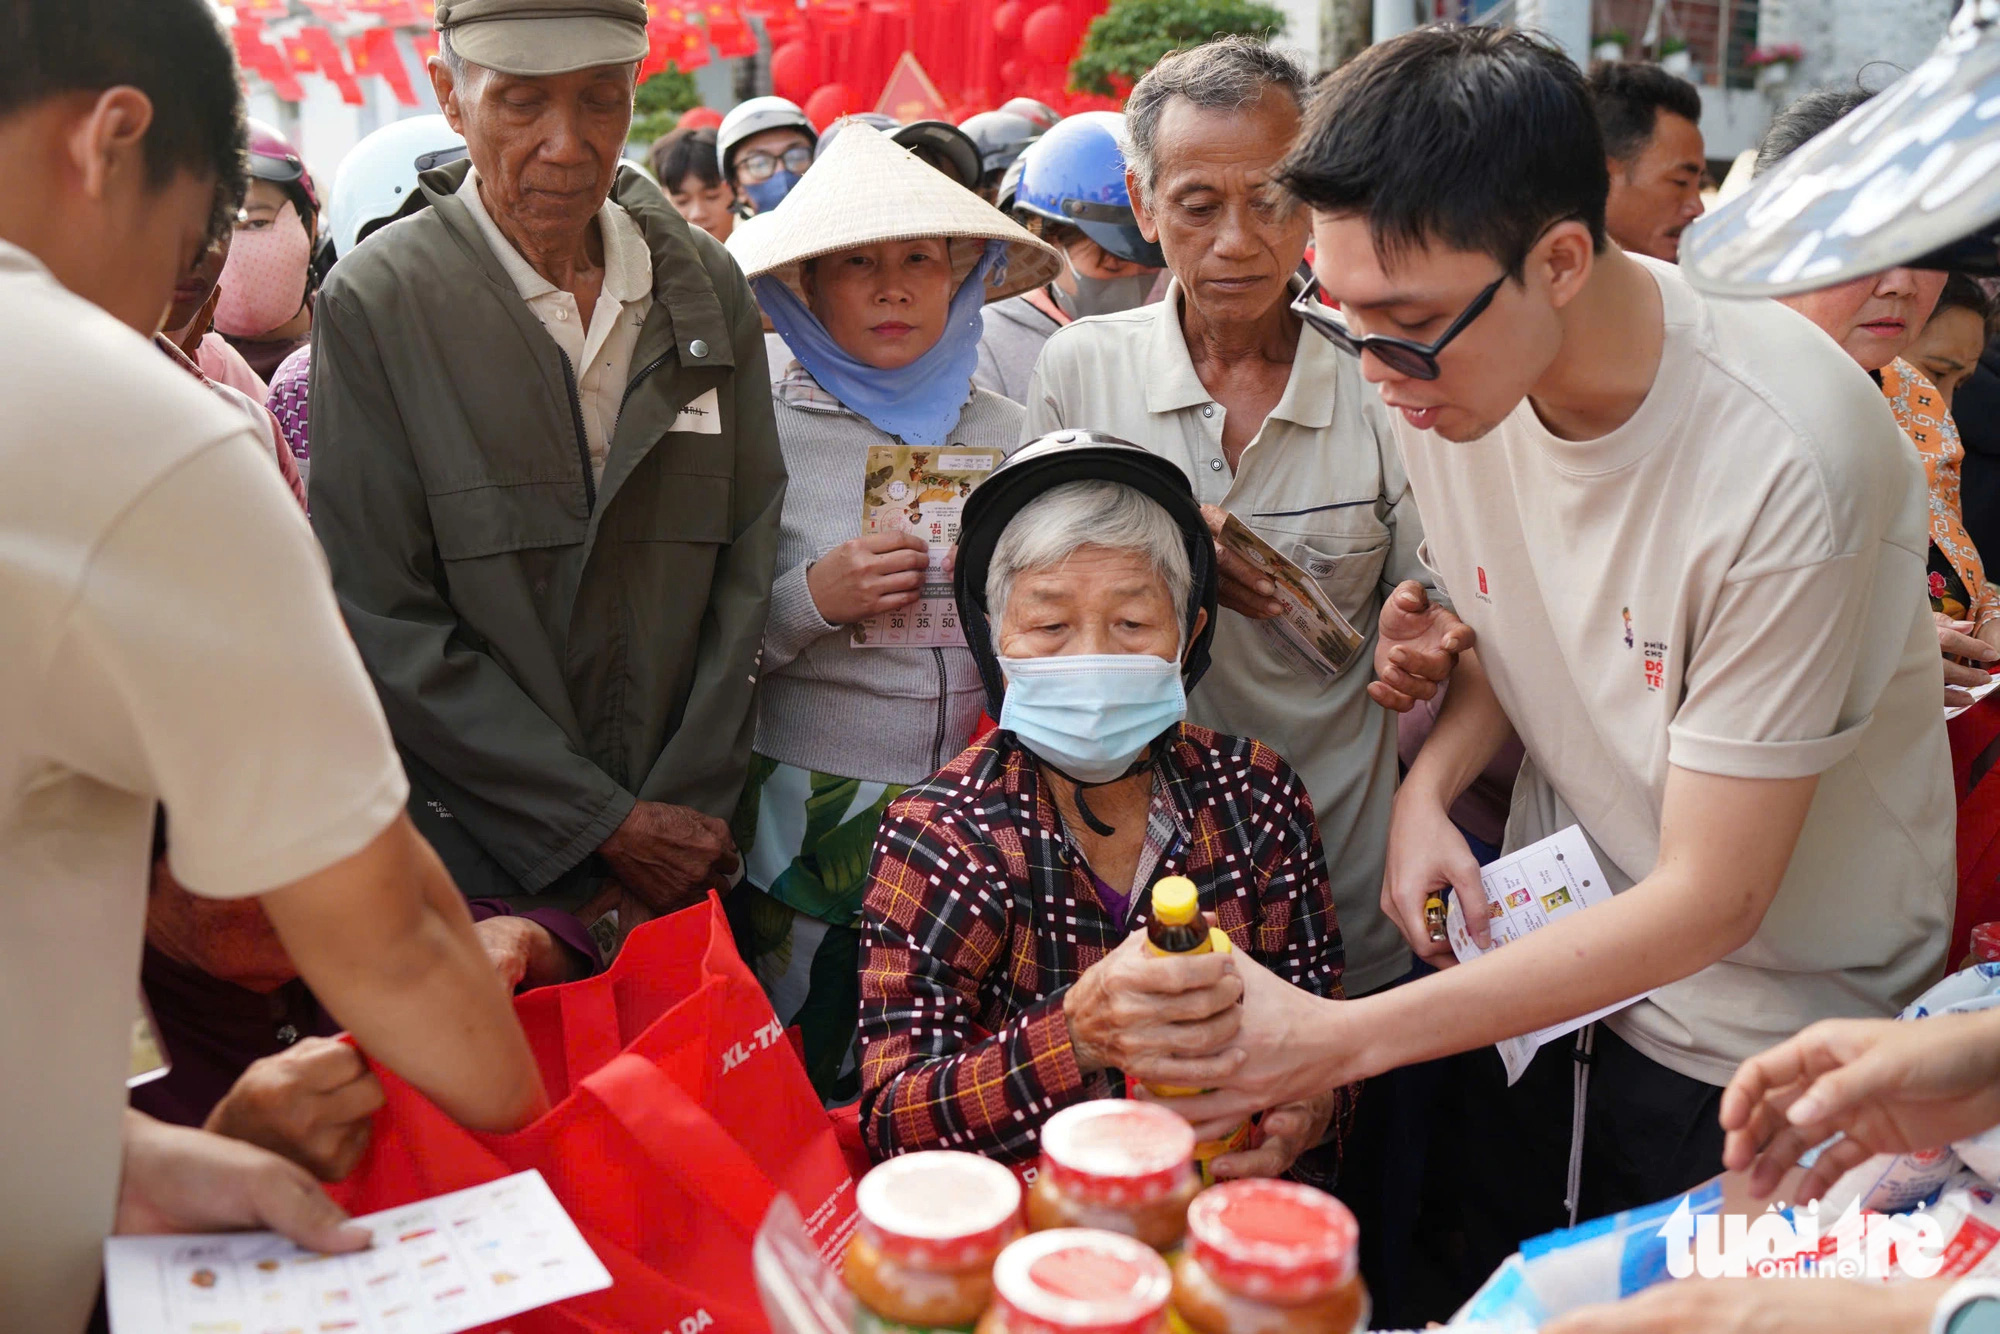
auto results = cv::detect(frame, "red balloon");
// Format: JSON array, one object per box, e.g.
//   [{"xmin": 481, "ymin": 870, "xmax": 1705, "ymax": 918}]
[
  {"xmin": 768, "ymin": 40, "xmax": 822, "ymax": 102},
  {"xmin": 1022, "ymin": 3, "xmax": 1072, "ymax": 66},
  {"xmin": 676, "ymin": 105, "xmax": 724, "ymax": 131},
  {"xmin": 999, "ymin": 58, "xmax": 1026, "ymax": 87},
  {"xmin": 803, "ymin": 83, "xmax": 858, "ymax": 131},
  {"xmin": 992, "ymin": 0, "xmax": 1026, "ymax": 39}
]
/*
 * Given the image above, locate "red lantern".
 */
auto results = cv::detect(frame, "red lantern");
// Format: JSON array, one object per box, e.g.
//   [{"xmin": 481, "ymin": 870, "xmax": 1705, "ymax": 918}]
[
  {"xmin": 803, "ymin": 82, "xmax": 858, "ymax": 129},
  {"xmin": 768, "ymin": 39, "xmax": 822, "ymax": 101},
  {"xmin": 992, "ymin": 0, "xmax": 1026, "ymax": 39},
  {"xmin": 1022, "ymin": 3, "xmax": 1072, "ymax": 66}
]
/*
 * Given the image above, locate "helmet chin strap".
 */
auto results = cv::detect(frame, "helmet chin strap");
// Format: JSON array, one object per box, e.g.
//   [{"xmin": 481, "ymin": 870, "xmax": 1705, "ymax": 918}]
[{"xmin": 1028, "ymin": 731, "xmax": 1174, "ymax": 837}]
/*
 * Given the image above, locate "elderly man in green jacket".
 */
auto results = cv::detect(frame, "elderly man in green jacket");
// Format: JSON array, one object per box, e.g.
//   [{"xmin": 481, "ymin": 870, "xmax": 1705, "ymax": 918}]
[{"xmin": 309, "ymin": 0, "xmax": 784, "ymax": 934}]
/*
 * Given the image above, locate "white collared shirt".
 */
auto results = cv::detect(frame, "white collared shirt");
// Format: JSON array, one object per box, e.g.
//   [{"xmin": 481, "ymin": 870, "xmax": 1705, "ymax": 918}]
[
  {"xmin": 458, "ymin": 168, "xmax": 653, "ymax": 481},
  {"xmin": 1021, "ymin": 280, "xmax": 1431, "ymax": 996}
]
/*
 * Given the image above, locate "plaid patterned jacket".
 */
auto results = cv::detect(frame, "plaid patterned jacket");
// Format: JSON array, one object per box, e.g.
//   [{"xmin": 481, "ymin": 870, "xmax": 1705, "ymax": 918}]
[{"xmin": 858, "ymin": 723, "xmax": 1346, "ymax": 1165}]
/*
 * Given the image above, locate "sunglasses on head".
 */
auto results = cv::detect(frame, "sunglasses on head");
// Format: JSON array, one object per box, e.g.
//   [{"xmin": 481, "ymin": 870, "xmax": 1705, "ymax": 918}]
[
  {"xmin": 1290, "ymin": 271, "xmax": 1506, "ymax": 381},
  {"xmin": 736, "ymin": 144, "xmax": 815, "ymax": 184}
]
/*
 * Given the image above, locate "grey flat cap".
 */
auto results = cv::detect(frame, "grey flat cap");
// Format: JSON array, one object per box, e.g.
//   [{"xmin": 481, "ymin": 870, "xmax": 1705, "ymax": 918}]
[{"xmin": 435, "ymin": 0, "xmax": 649, "ymax": 78}]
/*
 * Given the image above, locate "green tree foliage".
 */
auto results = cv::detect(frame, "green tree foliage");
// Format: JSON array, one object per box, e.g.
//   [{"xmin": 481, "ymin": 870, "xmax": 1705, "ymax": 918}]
[
  {"xmin": 630, "ymin": 66, "xmax": 702, "ymax": 148},
  {"xmin": 1070, "ymin": 0, "xmax": 1288, "ymax": 96}
]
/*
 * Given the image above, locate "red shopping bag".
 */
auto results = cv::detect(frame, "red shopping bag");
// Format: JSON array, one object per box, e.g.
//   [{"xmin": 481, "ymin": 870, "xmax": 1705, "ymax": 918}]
[{"xmin": 329, "ymin": 893, "xmax": 860, "ymax": 1334}]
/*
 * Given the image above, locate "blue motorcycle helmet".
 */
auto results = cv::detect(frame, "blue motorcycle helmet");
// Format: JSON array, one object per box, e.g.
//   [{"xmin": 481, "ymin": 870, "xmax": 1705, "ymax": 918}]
[{"xmin": 1012, "ymin": 110, "xmax": 1165, "ymax": 269}]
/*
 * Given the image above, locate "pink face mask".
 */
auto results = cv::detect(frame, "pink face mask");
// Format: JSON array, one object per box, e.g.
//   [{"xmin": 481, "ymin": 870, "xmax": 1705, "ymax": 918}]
[{"xmin": 214, "ymin": 199, "xmax": 311, "ymax": 339}]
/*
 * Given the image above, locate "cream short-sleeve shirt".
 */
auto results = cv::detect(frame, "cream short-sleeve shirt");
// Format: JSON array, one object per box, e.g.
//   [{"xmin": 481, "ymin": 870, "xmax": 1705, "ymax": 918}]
[
  {"xmin": 0, "ymin": 242, "xmax": 408, "ymax": 1333},
  {"xmin": 1394, "ymin": 256, "xmax": 1954, "ymax": 1084}
]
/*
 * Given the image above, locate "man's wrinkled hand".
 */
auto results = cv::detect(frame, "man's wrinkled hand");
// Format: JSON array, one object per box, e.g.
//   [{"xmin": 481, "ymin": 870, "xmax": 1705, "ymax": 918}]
[
  {"xmin": 599, "ymin": 800, "xmax": 738, "ymax": 916},
  {"xmin": 1202, "ymin": 504, "xmax": 1284, "ymax": 620},
  {"xmin": 118, "ymin": 1110, "xmax": 370, "ymax": 1253},
  {"xmin": 1370, "ymin": 580, "xmax": 1473, "ymax": 712},
  {"xmin": 1064, "ymin": 933, "xmax": 1245, "ymax": 1087},
  {"xmin": 1208, "ymin": 1091, "xmax": 1337, "ymax": 1181},
  {"xmin": 202, "ymin": 1038, "xmax": 384, "ymax": 1183}
]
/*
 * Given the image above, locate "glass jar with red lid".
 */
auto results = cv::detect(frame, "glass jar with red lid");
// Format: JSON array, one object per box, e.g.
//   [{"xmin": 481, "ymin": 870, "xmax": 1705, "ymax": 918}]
[
  {"xmin": 1168, "ymin": 1181, "xmax": 1369, "ymax": 1334},
  {"xmin": 1025, "ymin": 1100, "xmax": 1202, "ymax": 1252},
  {"xmin": 977, "ymin": 1228, "xmax": 1174, "ymax": 1334},
  {"xmin": 846, "ymin": 1150, "xmax": 1024, "ymax": 1333}
]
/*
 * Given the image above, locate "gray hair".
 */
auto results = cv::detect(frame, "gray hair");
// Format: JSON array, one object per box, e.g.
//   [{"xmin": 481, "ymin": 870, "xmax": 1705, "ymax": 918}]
[
  {"xmin": 986, "ymin": 480, "xmax": 1193, "ymax": 648},
  {"xmin": 437, "ymin": 28, "xmax": 480, "ymax": 89},
  {"xmin": 1126, "ymin": 35, "xmax": 1306, "ymax": 199}
]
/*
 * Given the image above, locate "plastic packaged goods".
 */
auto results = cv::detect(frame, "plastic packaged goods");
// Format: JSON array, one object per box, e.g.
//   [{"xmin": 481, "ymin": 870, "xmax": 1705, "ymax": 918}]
[
  {"xmin": 978, "ymin": 1228, "xmax": 1174, "ymax": 1334},
  {"xmin": 1027, "ymin": 1100, "xmax": 1202, "ymax": 1252},
  {"xmin": 847, "ymin": 1151, "xmax": 1025, "ymax": 1333},
  {"xmin": 1139, "ymin": 877, "xmax": 1251, "ymax": 1178},
  {"xmin": 1168, "ymin": 1181, "xmax": 1369, "ymax": 1334}
]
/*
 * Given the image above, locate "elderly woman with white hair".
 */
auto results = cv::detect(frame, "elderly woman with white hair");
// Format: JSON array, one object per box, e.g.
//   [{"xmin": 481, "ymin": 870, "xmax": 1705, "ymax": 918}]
[
  {"xmin": 857, "ymin": 431, "xmax": 1353, "ymax": 1180},
  {"xmin": 725, "ymin": 122, "xmax": 1062, "ymax": 1102}
]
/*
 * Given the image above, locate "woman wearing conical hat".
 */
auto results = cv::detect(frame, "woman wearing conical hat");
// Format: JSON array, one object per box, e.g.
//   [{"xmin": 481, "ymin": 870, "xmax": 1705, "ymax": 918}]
[{"xmin": 725, "ymin": 122, "xmax": 1062, "ymax": 1101}]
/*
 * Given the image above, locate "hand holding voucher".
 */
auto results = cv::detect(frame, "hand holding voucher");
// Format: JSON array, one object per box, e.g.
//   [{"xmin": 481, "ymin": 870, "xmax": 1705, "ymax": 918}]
[
  {"xmin": 1202, "ymin": 503, "xmax": 1284, "ymax": 619},
  {"xmin": 808, "ymin": 532, "xmax": 929, "ymax": 625}
]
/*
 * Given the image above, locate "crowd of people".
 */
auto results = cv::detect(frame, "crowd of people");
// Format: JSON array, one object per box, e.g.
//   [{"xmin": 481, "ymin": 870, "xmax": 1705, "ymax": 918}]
[{"xmin": 8, "ymin": 0, "xmax": 2000, "ymax": 1329}]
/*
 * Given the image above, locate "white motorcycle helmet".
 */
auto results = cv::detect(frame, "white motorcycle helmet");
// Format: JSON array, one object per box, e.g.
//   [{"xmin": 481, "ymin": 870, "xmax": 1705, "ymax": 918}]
[
  {"xmin": 716, "ymin": 95, "xmax": 817, "ymax": 182},
  {"xmin": 324, "ymin": 114, "xmax": 468, "ymax": 264}
]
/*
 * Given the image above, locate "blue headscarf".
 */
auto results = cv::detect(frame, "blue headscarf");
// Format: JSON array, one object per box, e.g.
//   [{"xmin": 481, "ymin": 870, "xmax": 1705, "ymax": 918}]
[{"xmin": 755, "ymin": 240, "xmax": 1003, "ymax": 446}]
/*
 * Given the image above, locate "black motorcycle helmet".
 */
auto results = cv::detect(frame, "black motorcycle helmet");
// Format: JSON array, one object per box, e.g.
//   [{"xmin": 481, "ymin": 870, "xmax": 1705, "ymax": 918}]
[{"xmin": 954, "ymin": 430, "xmax": 1220, "ymax": 719}]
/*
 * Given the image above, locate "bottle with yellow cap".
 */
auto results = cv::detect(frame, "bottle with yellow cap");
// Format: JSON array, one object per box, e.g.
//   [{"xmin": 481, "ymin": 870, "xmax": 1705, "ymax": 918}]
[{"xmin": 1140, "ymin": 876, "xmax": 1250, "ymax": 1181}]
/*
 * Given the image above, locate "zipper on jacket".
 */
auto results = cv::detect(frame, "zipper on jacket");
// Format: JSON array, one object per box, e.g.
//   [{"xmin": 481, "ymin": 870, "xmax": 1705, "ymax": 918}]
[
  {"xmin": 931, "ymin": 647, "xmax": 950, "ymax": 770},
  {"xmin": 620, "ymin": 351, "xmax": 671, "ymax": 413},
  {"xmin": 556, "ymin": 349, "xmax": 596, "ymax": 513}
]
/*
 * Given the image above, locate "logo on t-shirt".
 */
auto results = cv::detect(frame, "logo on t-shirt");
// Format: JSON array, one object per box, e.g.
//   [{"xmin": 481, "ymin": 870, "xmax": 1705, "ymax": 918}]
[
  {"xmin": 1643, "ymin": 640, "xmax": 1667, "ymax": 692},
  {"xmin": 1476, "ymin": 566, "xmax": 1491, "ymax": 602},
  {"xmin": 1623, "ymin": 607, "xmax": 1634, "ymax": 649}
]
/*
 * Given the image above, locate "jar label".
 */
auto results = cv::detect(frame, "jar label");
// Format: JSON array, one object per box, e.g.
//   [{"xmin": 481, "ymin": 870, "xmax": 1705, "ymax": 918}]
[{"xmin": 1189, "ymin": 1121, "xmax": 1254, "ymax": 1185}]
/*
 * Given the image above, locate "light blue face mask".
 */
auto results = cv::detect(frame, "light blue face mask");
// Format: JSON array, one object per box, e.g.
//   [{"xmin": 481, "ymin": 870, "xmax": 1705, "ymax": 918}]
[
  {"xmin": 997, "ymin": 651, "xmax": 1188, "ymax": 785},
  {"xmin": 755, "ymin": 241, "xmax": 1003, "ymax": 446}
]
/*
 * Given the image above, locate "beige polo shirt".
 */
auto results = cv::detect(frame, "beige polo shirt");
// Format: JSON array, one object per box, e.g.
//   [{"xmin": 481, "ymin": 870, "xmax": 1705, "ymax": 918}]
[
  {"xmin": 459, "ymin": 169, "xmax": 654, "ymax": 481},
  {"xmin": 1022, "ymin": 282, "xmax": 1428, "ymax": 996},
  {"xmin": 1394, "ymin": 256, "xmax": 1954, "ymax": 1085},
  {"xmin": 0, "ymin": 242, "xmax": 409, "ymax": 1332}
]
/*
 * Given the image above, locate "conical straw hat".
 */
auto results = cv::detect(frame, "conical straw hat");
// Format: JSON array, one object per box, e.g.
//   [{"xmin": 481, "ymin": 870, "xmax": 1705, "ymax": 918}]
[{"xmin": 731, "ymin": 119, "xmax": 1062, "ymax": 304}]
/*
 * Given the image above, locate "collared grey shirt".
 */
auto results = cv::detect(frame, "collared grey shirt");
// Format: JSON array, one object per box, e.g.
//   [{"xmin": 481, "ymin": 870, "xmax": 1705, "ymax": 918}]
[{"xmin": 1021, "ymin": 280, "xmax": 1431, "ymax": 996}]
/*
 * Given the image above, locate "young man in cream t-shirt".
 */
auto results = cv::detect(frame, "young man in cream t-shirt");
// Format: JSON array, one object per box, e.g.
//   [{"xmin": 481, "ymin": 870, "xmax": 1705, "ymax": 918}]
[{"xmin": 1155, "ymin": 26, "xmax": 1954, "ymax": 1293}]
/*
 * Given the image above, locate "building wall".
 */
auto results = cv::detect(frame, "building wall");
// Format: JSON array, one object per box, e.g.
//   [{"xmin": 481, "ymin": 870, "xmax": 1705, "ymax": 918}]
[{"xmin": 1758, "ymin": 0, "xmax": 1955, "ymax": 92}]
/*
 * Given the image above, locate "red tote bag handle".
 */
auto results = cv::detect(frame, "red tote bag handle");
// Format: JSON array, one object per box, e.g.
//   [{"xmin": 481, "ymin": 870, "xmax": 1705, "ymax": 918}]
[{"xmin": 576, "ymin": 1050, "xmax": 781, "ymax": 1239}]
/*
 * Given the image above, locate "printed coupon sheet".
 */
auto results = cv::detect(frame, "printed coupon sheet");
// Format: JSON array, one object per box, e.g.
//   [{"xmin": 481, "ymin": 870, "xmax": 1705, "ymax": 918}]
[
  {"xmin": 852, "ymin": 444, "xmax": 1004, "ymax": 649},
  {"xmin": 1215, "ymin": 514, "xmax": 1363, "ymax": 682},
  {"xmin": 1947, "ymin": 675, "xmax": 2000, "ymax": 719},
  {"xmin": 1444, "ymin": 825, "xmax": 1651, "ymax": 1085},
  {"xmin": 105, "ymin": 1170, "xmax": 610, "ymax": 1334}
]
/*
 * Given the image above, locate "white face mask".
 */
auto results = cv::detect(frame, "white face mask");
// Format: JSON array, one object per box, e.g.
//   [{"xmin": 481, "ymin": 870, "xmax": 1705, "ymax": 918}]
[{"xmin": 1052, "ymin": 249, "xmax": 1156, "ymax": 321}]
